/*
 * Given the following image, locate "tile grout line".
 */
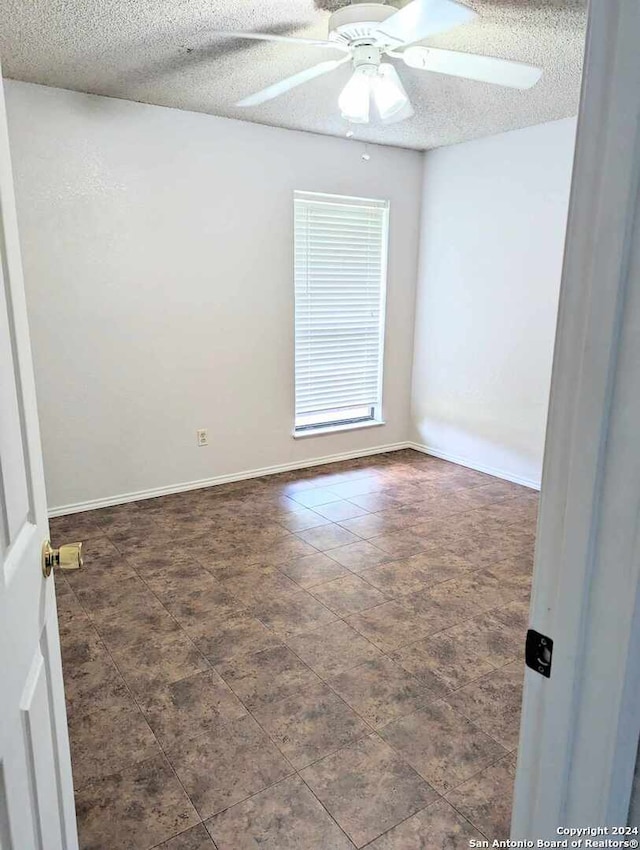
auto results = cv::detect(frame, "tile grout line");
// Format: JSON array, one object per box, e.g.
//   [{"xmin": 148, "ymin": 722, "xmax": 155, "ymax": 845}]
[
  {"xmin": 202, "ymin": 772, "xmax": 355, "ymax": 847},
  {"xmin": 187, "ymin": 554, "xmax": 527, "ymax": 753},
  {"xmin": 442, "ymin": 747, "xmax": 519, "ymax": 840},
  {"xmin": 59, "ymin": 595, "xmax": 204, "ymax": 836},
  {"xmin": 64, "ymin": 588, "xmax": 206, "ymax": 834},
  {"xmin": 65, "ymin": 535, "xmax": 524, "ymax": 757},
  {"xmin": 147, "ymin": 822, "xmax": 219, "ymax": 850},
  {"xmin": 296, "ymin": 772, "xmax": 364, "ymax": 849},
  {"xmin": 54, "ymin": 451, "xmax": 534, "ymax": 846},
  {"xmin": 356, "ymin": 797, "xmax": 477, "ymax": 848},
  {"xmin": 90, "ymin": 545, "xmax": 379, "ymax": 838},
  {"xmin": 67, "ymin": 529, "xmax": 234, "ymax": 835}
]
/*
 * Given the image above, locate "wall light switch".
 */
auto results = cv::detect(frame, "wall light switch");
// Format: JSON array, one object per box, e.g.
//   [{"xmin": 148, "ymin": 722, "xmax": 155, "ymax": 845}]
[{"xmin": 197, "ymin": 429, "xmax": 208, "ymax": 447}]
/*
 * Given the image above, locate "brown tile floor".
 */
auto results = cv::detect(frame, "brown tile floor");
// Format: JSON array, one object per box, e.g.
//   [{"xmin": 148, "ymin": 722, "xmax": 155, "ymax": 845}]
[{"xmin": 52, "ymin": 449, "xmax": 537, "ymax": 850}]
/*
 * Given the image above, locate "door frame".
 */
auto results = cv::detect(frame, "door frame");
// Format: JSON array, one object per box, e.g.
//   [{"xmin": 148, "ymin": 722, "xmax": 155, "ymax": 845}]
[
  {"xmin": 512, "ymin": 0, "xmax": 640, "ymax": 835},
  {"xmin": 0, "ymin": 59, "xmax": 79, "ymax": 849}
]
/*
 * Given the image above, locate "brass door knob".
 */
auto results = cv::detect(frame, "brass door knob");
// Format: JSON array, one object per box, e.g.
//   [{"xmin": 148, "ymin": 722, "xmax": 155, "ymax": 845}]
[{"xmin": 42, "ymin": 540, "xmax": 83, "ymax": 578}]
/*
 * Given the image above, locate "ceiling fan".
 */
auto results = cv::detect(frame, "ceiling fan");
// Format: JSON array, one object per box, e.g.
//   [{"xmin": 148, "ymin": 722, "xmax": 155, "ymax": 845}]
[{"xmin": 211, "ymin": 0, "xmax": 543, "ymax": 125}]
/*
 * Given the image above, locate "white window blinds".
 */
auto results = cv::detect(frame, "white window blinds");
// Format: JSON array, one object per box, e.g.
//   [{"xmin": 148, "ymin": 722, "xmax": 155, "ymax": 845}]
[{"xmin": 294, "ymin": 191, "xmax": 389, "ymax": 432}]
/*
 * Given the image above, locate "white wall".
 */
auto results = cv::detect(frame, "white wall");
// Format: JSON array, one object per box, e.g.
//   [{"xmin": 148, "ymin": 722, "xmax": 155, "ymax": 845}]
[
  {"xmin": 410, "ymin": 118, "xmax": 577, "ymax": 488},
  {"xmin": 5, "ymin": 81, "xmax": 422, "ymax": 511}
]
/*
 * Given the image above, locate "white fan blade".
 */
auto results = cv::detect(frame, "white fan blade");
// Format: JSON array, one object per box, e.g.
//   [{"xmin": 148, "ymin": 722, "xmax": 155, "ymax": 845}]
[
  {"xmin": 402, "ymin": 46, "xmax": 542, "ymax": 89},
  {"xmin": 375, "ymin": 0, "xmax": 477, "ymax": 47},
  {"xmin": 237, "ymin": 58, "xmax": 350, "ymax": 107},
  {"xmin": 212, "ymin": 31, "xmax": 349, "ymax": 53}
]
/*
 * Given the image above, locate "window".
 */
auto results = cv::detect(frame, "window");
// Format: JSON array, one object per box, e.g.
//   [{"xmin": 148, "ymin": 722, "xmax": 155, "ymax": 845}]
[{"xmin": 294, "ymin": 191, "xmax": 389, "ymax": 436}]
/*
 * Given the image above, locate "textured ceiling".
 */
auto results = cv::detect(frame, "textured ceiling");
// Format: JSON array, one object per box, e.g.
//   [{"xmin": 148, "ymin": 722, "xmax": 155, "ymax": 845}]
[{"xmin": 0, "ymin": 0, "xmax": 587, "ymax": 150}]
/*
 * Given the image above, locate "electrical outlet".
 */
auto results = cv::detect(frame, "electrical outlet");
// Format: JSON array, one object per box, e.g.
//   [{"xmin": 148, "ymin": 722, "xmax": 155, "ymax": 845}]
[{"xmin": 197, "ymin": 429, "xmax": 208, "ymax": 447}]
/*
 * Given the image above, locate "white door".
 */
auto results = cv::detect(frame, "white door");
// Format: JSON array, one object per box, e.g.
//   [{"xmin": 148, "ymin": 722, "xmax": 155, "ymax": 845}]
[
  {"xmin": 512, "ymin": 0, "xmax": 640, "ymax": 836},
  {"xmin": 0, "ymin": 66, "xmax": 79, "ymax": 849}
]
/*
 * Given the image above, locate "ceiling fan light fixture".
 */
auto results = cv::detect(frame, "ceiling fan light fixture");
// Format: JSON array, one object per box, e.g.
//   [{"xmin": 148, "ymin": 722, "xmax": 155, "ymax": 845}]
[
  {"xmin": 338, "ymin": 68, "xmax": 371, "ymax": 124},
  {"xmin": 221, "ymin": 0, "xmax": 542, "ymax": 123},
  {"xmin": 372, "ymin": 63, "xmax": 410, "ymax": 121}
]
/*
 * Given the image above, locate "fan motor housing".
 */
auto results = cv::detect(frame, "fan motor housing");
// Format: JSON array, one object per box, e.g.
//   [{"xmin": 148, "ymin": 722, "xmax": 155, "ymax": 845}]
[
  {"xmin": 352, "ymin": 43, "xmax": 382, "ymax": 71},
  {"xmin": 328, "ymin": 3, "xmax": 397, "ymax": 46}
]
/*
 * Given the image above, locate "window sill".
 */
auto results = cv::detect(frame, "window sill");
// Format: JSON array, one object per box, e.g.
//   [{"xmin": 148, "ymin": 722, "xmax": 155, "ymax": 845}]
[{"xmin": 292, "ymin": 419, "xmax": 386, "ymax": 439}]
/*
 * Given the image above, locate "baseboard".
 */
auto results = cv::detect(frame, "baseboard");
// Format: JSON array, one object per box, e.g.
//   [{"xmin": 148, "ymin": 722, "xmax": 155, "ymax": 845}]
[
  {"xmin": 407, "ymin": 442, "xmax": 541, "ymax": 490},
  {"xmin": 48, "ymin": 441, "xmax": 412, "ymax": 517},
  {"xmin": 48, "ymin": 439, "xmax": 541, "ymax": 517}
]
